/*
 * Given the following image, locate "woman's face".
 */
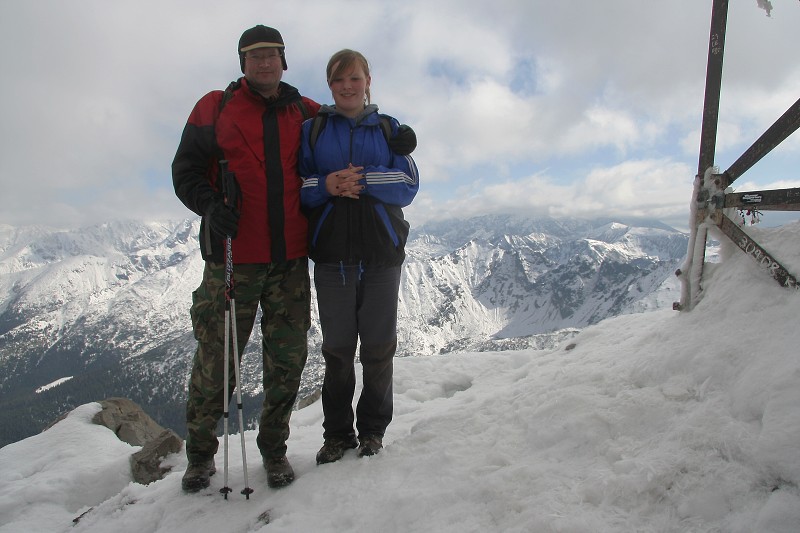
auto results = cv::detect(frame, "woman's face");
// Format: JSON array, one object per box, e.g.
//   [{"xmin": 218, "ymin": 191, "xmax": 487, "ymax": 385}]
[{"xmin": 328, "ymin": 61, "xmax": 371, "ymax": 117}]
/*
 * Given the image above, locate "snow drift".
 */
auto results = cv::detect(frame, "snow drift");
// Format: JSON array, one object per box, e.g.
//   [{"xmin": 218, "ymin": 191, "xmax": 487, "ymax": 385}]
[{"xmin": 1, "ymin": 222, "xmax": 799, "ymax": 532}]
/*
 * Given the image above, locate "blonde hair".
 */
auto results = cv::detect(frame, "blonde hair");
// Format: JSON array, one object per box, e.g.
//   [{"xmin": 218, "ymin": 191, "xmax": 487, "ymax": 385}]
[{"xmin": 326, "ymin": 49, "xmax": 371, "ymax": 104}]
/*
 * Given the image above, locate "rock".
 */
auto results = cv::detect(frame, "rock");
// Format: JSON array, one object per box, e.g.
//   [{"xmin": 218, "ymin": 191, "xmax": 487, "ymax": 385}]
[
  {"xmin": 296, "ymin": 388, "xmax": 322, "ymax": 409},
  {"xmin": 91, "ymin": 397, "xmax": 168, "ymax": 446},
  {"xmin": 130, "ymin": 428, "xmax": 183, "ymax": 485},
  {"xmin": 91, "ymin": 397, "xmax": 184, "ymax": 485}
]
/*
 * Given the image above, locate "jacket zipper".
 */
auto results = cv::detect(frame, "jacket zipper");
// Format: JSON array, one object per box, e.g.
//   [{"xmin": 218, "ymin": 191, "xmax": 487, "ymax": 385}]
[{"xmin": 346, "ymin": 125, "xmax": 355, "ymax": 264}]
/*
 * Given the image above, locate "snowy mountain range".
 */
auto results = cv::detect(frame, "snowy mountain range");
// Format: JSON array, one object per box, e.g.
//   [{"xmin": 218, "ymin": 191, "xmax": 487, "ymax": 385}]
[{"xmin": 0, "ymin": 215, "xmax": 688, "ymax": 447}]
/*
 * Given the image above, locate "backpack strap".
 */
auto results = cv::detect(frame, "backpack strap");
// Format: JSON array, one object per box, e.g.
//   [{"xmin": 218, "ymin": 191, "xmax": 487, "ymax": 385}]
[
  {"xmin": 212, "ymin": 80, "xmax": 241, "ymax": 191},
  {"xmin": 377, "ymin": 115, "xmax": 393, "ymax": 145},
  {"xmin": 218, "ymin": 80, "xmax": 241, "ymax": 115},
  {"xmin": 308, "ymin": 113, "xmax": 393, "ymax": 151},
  {"xmin": 308, "ymin": 114, "xmax": 328, "ymax": 151},
  {"xmin": 295, "ymin": 99, "xmax": 311, "ymax": 121}
]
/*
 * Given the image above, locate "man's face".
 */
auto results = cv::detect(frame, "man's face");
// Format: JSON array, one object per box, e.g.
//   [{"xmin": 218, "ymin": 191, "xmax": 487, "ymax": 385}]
[{"xmin": 243, "ymin": 47, "xmax": 283, "ymax": 94}]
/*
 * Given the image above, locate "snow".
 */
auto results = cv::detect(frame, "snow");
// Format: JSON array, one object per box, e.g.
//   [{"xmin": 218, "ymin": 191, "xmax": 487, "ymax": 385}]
[
  {"xmin": 1, "ymin": 223, "xmax": 800, "ymax": 532},
  {"xmin": 34, "ymin": 376, "xmax": 73, "ymax": 393}
]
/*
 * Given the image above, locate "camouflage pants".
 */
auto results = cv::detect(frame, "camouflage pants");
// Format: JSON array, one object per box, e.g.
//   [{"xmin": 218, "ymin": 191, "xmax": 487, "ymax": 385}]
[{"xmin": 185, "ymin": 258, "xmax": 310, "ymax": 464}]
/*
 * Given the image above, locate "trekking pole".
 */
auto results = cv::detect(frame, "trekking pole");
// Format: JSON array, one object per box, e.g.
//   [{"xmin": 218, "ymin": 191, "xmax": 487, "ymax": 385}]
[
  {"xmin": 230, "ymin": 282, "xmax": 253, "ymax": 499},
  {"xmin": 218, "ymin": 160, "xmax": 253, "ymax": 500},
  {"xmin": 219, "ymin": 160, "xmax": 233, "ymax": 499}
]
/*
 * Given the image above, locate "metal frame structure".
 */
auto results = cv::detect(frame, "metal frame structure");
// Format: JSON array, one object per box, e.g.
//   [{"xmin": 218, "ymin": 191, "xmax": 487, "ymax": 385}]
[{"xmin": 676, "ymin": 0, "xmax": 800, "ymax": 311}]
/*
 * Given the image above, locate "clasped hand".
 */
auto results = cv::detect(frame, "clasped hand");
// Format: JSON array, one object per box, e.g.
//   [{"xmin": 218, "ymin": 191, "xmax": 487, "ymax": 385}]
[{"xmin": 326, "ymin": 164, "xmax": 364, "ymax": 199}]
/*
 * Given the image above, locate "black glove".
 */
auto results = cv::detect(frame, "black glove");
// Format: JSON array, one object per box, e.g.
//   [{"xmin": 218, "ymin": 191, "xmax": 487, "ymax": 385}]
[
  {"xmin": 205, "ymin": 197, "xmax": 240, "ymax": 239},
  {"xmin": 388, "ymin": 124, "xmax": 417, "ymax": 155}
]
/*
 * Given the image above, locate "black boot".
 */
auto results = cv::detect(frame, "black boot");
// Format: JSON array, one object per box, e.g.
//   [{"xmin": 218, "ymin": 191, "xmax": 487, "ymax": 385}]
[
  {"xmin": 357, "ymin": 435, "xmax": 383, "ymax": 457},
  {"xmin": 263, "ymin": 455, "xmax": 295, "ymax": 488},
  {"xmin": 316, "ymin": 436, "xmax": 358, "ymax": 465},
  {"xmin": 181, "ymin": 458, "xmax": 216, "ymax": 493}
]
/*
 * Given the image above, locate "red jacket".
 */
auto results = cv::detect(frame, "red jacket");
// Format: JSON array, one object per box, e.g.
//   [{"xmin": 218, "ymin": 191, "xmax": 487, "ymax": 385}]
[{"xmin": 172, "ymin": 78, "xmax": 320, "ymax": 264}]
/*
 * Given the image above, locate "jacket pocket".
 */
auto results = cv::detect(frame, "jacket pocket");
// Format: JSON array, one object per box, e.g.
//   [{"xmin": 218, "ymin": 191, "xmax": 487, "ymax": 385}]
[
  {"xmin": 374, "ymin": 203, "xmax": 400, "ymax": 248},
  {"xmin": 310, "ymin": 203, "xmax": 334, "ymax": 248}
]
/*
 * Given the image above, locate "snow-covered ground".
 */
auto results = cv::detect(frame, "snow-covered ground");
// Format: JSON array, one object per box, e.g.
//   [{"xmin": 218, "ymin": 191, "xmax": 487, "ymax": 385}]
[{"xmin": 1, "ymin": 223, "xmax": 799, "ymax": 532}]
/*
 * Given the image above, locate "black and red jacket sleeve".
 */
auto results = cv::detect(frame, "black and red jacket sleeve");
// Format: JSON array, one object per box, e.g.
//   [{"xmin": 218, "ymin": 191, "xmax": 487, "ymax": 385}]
[{"xmin": 171, "ymin": 90, "xmax": 224, "ymax": 216}]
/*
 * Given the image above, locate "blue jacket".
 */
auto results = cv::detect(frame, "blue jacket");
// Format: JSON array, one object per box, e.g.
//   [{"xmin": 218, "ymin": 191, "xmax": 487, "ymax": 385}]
[{"xmin": 299, "ymin": 104, "xmax": 419, "ymax": 267}]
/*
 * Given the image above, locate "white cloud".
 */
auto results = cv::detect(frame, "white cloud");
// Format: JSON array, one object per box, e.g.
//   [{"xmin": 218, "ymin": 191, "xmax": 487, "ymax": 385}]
[
  {"xmin": 1, "ymin": 0, "xmax": 798, "ymax": 229},
  {"xmin": 559, "ymin": 105, "xmax": 641, "ymax": 155},
  {"xmin": 407, "ymin": 158, "xmax": 694, "ymax": 230}
]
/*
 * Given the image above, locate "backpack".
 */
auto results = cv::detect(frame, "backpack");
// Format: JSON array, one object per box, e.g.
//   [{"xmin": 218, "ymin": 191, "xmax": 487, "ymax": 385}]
[{"xmin": 307, "ymin": 112, "xmax": 393, "ymax": 150}]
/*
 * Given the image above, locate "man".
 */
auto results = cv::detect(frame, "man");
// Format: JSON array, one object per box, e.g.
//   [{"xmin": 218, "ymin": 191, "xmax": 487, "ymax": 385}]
[{"xmin": 172, "ymin": 24, "xmax": 319, "ymax": 493}]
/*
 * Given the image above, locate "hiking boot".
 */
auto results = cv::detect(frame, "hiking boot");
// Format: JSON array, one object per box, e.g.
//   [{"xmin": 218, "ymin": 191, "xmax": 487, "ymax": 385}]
[
  {"xmin": 358, "ymin": 435, "xmax": 383, "ymax": 457},
  {"xmin": 315, "ymin": 436, "xmax": 358, "ymax": 465},
  {"xmin": 181, "ymin": 458, "xmax": 216, "ymax": 493},
  {"xmin": 263, "ymin": 455, "xmax": 295, "ymax": 488}
]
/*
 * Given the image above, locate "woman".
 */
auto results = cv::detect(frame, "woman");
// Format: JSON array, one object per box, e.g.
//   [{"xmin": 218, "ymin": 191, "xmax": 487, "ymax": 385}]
[{"xmin": 299, "ymin": 49, "xmax": 419, "ymax": 464}]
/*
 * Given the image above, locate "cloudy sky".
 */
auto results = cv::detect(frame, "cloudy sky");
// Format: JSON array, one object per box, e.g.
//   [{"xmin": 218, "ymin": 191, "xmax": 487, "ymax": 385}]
[{"xmin": 1, "ymin": 0, "xmax": 798, "ymax": 232}]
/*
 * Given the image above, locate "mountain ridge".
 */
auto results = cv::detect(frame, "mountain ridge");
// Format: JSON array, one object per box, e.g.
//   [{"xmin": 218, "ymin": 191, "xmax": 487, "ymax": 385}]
[{"xmin": 0, "ymin": 214, "xmax": 688, "ymax": 446}]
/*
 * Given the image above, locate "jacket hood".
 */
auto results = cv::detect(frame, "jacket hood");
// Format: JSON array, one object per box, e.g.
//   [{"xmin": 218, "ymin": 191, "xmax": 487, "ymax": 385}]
[{"xmin": 319, "ymin": 103, "xmax": 380, "ymax": 125}]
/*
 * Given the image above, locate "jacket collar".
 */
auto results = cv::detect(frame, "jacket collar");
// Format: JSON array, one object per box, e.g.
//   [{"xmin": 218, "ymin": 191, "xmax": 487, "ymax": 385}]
[
  {"xmin": 240, "ymin": 78, "xmax": 302, "ymax": 108},
  {"xmin": 320, "ymin": 103, "xmax": 380, "ymax": 125}
]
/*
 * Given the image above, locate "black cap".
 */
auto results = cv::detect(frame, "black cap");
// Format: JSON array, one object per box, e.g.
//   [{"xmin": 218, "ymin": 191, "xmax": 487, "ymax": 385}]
[{"xmin": 238, "ymin": 25, "xmax": 287, "ymax": 71}]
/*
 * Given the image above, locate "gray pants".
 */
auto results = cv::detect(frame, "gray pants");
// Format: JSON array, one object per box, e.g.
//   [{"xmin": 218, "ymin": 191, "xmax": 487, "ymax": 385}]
[{"xmin": 314, "ymin": 263, "xmax": 401, "ymax": 440}]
